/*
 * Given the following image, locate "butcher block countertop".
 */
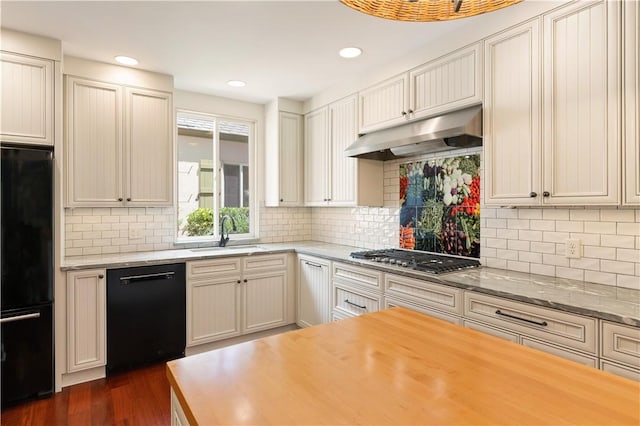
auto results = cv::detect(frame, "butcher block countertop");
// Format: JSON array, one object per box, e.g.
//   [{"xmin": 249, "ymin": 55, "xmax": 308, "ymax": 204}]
[{"xmin": 166, "ymin": 308, "xmax": 640, "ymax": 425}]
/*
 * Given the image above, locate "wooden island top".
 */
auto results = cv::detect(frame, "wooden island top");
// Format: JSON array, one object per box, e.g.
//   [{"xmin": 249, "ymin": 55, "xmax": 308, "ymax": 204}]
[{"xmin": 166, "ymin": 307, "xmax": 640, "ymax": 425}]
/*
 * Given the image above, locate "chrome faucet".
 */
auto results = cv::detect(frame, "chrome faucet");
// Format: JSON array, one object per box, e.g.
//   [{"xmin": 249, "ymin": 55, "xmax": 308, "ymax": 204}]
[{"xmin": 219, "ymin": 215, "xmax": 236, "ymax": 247}]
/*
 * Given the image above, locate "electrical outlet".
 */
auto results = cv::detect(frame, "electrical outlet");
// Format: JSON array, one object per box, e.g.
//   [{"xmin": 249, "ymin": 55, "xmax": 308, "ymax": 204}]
[
  {"xmin": 129, "ymin": 228, "xmax": 143, "ymax": 240},
  {"xmin": 565, "ymin": 239, "xmax": 582, "ymax": 259}
]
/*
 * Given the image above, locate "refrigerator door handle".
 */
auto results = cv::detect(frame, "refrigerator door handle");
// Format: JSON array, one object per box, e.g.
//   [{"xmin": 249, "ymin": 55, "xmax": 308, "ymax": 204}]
[{"xmin": 0, "ymin": 312, "xmax": 41, "ymax": 324}]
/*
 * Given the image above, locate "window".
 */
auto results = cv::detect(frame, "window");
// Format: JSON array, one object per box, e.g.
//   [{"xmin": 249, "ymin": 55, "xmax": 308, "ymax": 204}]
[{"xmin": 176, "ymin": 110, "xmax": 254, "ymax": 240}]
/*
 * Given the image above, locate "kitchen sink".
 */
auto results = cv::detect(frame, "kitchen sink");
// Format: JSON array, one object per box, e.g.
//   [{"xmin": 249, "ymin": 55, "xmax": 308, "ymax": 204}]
[{"xmin": 189, "ymin": 245, "xmax": 264, "ymax": 253}]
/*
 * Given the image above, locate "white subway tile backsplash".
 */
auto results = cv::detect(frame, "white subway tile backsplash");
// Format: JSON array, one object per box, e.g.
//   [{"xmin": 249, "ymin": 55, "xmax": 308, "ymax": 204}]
[
  {"xmin": 556, "ymin": 267, "xmax": 584, "ymax": 281},
  {"xmin": 530, "ymin": 220, "xmax": 555, "ymax": 231},
  {"xmin": 583, "ymin": 246, "xmax": 616, "ymax": 260},
  {"xmin": 542, "ymin": 209, "xmax": 570, "ymax": 220},
  {"xmin": 542, "ymin": 231, "xmax": 570, "ymax": 243},
  {"xmin": 617, "ymin": 248, "xmax": 640, "ymax": 263},
  {"xmin": 530, "ymin": 242, "xmax": 556, "ymax": 254},
  {"xmin": 508, "ymin": 240, "xmax": 530, "ymax": 251},
  {"xmin": 570, "ymin": 209, "xmax": 600, "ymax": 221},
  {"xmin": 518, "ymin": 251, "xmax": 542, "ymax": 264},
  {"xmin": 530, "ymin": 263, "xmax": 556, "ymax": 277},
  {"xmin": 555, "ymin": 221, "xmax": 583, "ymax": 233},
  {"xmin": 617, "ymin": 222, "xmax": 640, "ymax": 236},
  {"xmin": 600, "ymin": 234, "xmax": 635, "ymax": 248},
  {"xmin": 543, "ymin": 254, "xmax": 570, "ymax": 267},
  {"xmin": 519, "ymin": 230, "xmax": 543, "ymax": 241},
  {"xmin": 584, "ymin": 270, "xmax": 617, "ymax": 286},
  {"xmin": 584, "ymin": 221, "xmax": 617, "ymax": 234},
  {"xmin": 518, "ymin": 209, "xmax": 542, "ymax": 220},
  {"xmin": 600, "ymin": 209, "xmax": 636, "ymax": 222},
  {"xmin": 600, "ymin": 260, "xmax": 635, "ymax": 276},
  {"xmin": 569, "ymin": 258, "xmax": 600, "ymax": 271},
  {"xmin": 617, "ymin": 275, "xmax": 640, "ymax": 290},
  {"xmin": 507, "ymin": 260, "xmax": 530, "ymax": 273},
  {"xmin": 497, "ymin": 249, "xmax": 518, "ymax": 261}
]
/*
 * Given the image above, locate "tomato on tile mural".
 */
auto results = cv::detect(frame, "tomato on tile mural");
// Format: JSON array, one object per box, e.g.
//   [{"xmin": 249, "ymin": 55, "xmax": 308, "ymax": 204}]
[{"xmin": 399, "ymin": 154, "xmax": 481, "ymax": 258}]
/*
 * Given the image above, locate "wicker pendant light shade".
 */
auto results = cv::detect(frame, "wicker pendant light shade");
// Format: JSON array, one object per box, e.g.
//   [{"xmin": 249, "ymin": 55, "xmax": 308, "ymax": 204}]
[{"xmin": 340, "ymin": 0, "xmax": 523, "ymax": 22}]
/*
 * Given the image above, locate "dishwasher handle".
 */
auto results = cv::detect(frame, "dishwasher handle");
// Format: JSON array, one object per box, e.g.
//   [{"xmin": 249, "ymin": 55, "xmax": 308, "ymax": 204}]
[{"xmin": 120, "ymin": 271, "xmax": 175, "ymax": 284}]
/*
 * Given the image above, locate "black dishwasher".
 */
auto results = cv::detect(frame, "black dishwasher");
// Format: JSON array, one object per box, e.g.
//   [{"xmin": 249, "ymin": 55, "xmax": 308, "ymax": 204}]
[{"xmin": 106, "ymin": 263, "xmax": 186, "ymax": 374}]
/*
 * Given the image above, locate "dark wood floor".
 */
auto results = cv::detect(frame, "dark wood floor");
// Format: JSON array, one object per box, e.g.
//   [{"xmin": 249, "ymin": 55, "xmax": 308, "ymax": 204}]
[{"xmin": 1, "ymin": 362, "xmax": 170, "ymax": 426}]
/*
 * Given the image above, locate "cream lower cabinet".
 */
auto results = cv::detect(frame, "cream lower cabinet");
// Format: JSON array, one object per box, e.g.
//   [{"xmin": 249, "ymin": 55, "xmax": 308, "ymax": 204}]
[
  {"xmin": 171, "ymin": 388, "xmax": 190, "ymax": 426},
  {"xmin": 186, "ymin": 254, "xmax": 293, "ymax": 347},
  {"xmin": 600, "ymin": 321, "xmax": 640, "ymax": 381},
  {"xmin": 65, "ymin": 61, "xmax": 173, "ymax": 207},
  {"xmin": 1, "ymin": 52, "xmax": 54, "ymax": 146},
  {"xmin": 623, "ymin": 0, "xmax": 640, "ymax": 206},
  {"xmin": 384, "ymin": 273, "xmax": 463, "ymax": 325},
  {"xmin": 463, "ymin": 292, "xmax": 598, "ymax": 367},
  {"xmin": 297, "ymin": 255, "xmax": 331, "ymax": 328},
  {"xmin": 331, "ymin": 262, "xmax": 383, "ymax": 318},
  {"xmin": 66, "ymin": 269, "xmax": 106, "ymax": 372}
]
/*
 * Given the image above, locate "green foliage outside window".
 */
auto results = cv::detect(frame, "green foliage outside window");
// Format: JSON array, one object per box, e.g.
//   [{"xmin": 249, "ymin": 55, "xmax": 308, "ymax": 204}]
[{"xmin": 183, "ymin": 207, "xmax": 249, "ymax": 236}]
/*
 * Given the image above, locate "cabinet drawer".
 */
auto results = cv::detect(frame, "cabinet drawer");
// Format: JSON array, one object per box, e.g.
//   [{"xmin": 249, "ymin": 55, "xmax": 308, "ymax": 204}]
[
  {"xmin": 333, "ymin": 282, "xmax": 381, "ymax": 317},
  {"xmin": 600, "ymin": 359, "xmax": 640, "ymax": 382},
  {"xmin": 464, "ymin": 292, "xmax": 596, "ymax": 354},
  {"xmin": 601, "ymin": 321, "xmax": 640, "ymax": 367},
  {"xmin": 463, "ymin": 320, "xmax": 519, "ymax": 343},
  {"xmin": 385, "ymin": 296, "xmax": 461, "ymax": 325},
  {"xmin": 385, "ymin": 273, "xmax": 462, "ymax": 315},
  {"xmin": 332, "ymin": 262, "xmax": 382, "ymax": 291},
  {"xmin": 243, "ymin": 254, "xmax": 287, "ymax": 272},
  {"xmin": 522, "ymin": 337, "xmax": 597, "ymax": 368},
  {"xmin": 187, "ymin": 258, "xmax": 241, "ymax": 279}
]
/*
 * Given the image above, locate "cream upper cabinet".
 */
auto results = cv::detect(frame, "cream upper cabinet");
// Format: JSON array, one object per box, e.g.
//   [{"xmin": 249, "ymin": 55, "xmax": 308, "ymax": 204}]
[
  {"xmin": 66, "ymin": 77, "xmax": 123, "ymax": 205},
  {"xmin": 623, "ymin": 0, "xmax": 640, "ymax": 206},
  {"xmin": 124, "ymin": 87, "xmax": 172, "ymax": 206},
  {"xmin": 304, "ymin": 106, "xmax": 330, "ymax": 205},
  {"xmin": 409, "ymin": 43, "xmax": 482, "ymax": 121},
  {"xmin": 305, "ymin": 95, "xmax": 383, "ymax": 207},
  {"xmin": 264, "ymin": 98, "xmax": 305, "ymax": 207},
  {"xmin": 484, "ymin": 20, "xmax": 541, "ymax": 206},
  {"xmin": 542, "ymin": 0, "xmax": 620, "ymax": 206},
  {"xmin": 65, "ymin": 76, "xmax": 173, "ymax": 207},
  {"xmin": 358, "ymin": 73, "xmax": 408, "ymax": 134},
  {"xmin": 358, "ymin": 43, "xmax": 481, "ymax": 134},
  {"xmin": 0, "ymin": 52, "xmax": 53, "ymax": 146}
]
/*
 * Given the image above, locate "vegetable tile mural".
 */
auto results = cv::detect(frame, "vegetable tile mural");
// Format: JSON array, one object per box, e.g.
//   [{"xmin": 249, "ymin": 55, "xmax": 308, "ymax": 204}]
[{"xmin": 399, "ymin": 154, "xmax": 481, "ymax": 258}]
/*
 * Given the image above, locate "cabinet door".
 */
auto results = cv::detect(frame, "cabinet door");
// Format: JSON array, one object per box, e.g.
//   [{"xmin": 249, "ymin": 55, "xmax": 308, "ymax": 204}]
[
  {"xmin": 409, "ymin": 43, "xmax": 482, "ymax": 120},
  {"xmin": 65, "ymin": 77, "xmax": 123, "ymax": 206},
  {"xmin": 542, "ymin": 0, "xmax": 620, "ymax": 205},
  {"xmin": 0, "ymin": 52, "xmax": 53, "ymax": 145},
  {"xmin": 304, "ymin": 107, "xmax": 329, "ymax": 206},
  {"xmin": 358, "ymin": 73, "xmax": 408, "ymax": 133},
  {"xmin": 187, "ymin": 276, "xmax": 241, "ymax": 347},
  {"xmin": 329, "ymin": 95, "xmax": 358, "ymax": 205},
  {"xmin": 125, "ymin": 88, "xmax": 173, "ymax": 206},
  {"xmin": 279, "ymin": 111, "xmax": 304, "ymax": 206},
  {"xmin": 297, "ymin": 256, "xmax": 330, "ymax": 327},
  {"xmin": 484, "ymin": 20, "xmax": 542, "ymax": 206},
  {"xmin": 623, "ymin": 0, "xmax": 640, "ymax": 206},
  {"xmin": 243, "ymin": 270, "xmax": 288, "ymax": 333},
  {"xmin": 66, "ymin": 269, "xmax": 106, "ymax": 372}
]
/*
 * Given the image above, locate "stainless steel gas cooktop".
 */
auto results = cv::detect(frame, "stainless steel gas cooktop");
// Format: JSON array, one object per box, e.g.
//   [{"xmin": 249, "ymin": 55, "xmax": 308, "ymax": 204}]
[{"xmin": 350, "ymin": 249, "xmax": 480, "ymax": 274}]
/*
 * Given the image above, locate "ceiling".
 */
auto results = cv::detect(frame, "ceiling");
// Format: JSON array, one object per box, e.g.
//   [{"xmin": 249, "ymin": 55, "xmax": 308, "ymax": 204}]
[{"xmin": 2, "ymin": 1, "xmax": 487, "ymax": 104}]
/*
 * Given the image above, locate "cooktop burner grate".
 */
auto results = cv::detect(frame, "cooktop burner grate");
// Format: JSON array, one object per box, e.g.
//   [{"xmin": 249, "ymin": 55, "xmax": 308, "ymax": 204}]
[{"xmin": 350, "ymin": 249, "xmax": 480, "ymax": 274}]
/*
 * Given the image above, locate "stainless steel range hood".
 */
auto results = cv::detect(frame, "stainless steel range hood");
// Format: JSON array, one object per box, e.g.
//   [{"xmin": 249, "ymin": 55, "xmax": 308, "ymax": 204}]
[{"xmin": 345, "ymin": 105, "xmax": 482, "ymax": 160}]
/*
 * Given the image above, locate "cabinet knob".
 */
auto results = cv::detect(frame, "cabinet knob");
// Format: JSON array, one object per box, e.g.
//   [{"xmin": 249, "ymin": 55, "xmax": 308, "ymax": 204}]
[
  {"xmin": 401, "ymin": 111, "xmax": 407, "ymax": 116},
  {"xmin": 237, "ymin": 280, "xmax": 241, "ymax": 284},
  {"xmin": 243, "ymin": 279, "xmax": 248, "ymax": 283},
  {"xmin": 118, "ymin": 197, "xmax": 123, "ymax": 202},
  {"xmin": 98, "ymin": 274, "xmax": 104, "ymax": 279},
  {"xmin": 126, "ymin": 197, "xmax": 132, "ymax": 202},
  {"xmin": 529, "ymin": 192, "xmax": 537, "ymax": 198},
  {"xmin": 280, "ymin": 198, "xmax": 284, "ymax": 202},
  {"xmin": 408, "ymin": 109, "xmax": 414, "ymax": 114},
  {"xmin": 543, "ymin": 191, "xmax": 550, "ymax": 197}
]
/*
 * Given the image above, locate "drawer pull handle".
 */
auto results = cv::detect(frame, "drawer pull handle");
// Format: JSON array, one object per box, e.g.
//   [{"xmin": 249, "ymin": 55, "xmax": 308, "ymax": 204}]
[
  {"xmin": 345, "ymin": 299, "xmax": 367, "ymax": 310},
  {"xmin": 305, "ymin": 261, "xmax": 322, "ymax": 268},
  {"xmin": 495, "ymin": 309, "xmax": 547, "ymax": 327}
]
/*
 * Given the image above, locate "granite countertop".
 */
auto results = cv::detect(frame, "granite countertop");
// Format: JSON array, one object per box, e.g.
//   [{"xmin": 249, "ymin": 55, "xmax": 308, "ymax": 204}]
[{"xmin": 61, "ymin": 241, "xmax": 640, "ymax": 327}]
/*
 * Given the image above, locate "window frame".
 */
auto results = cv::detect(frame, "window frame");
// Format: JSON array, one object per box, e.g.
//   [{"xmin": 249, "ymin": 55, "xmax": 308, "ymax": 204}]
[{"xmin": 174, "ymin": 109, "xmax": 257, "ymax": 244}]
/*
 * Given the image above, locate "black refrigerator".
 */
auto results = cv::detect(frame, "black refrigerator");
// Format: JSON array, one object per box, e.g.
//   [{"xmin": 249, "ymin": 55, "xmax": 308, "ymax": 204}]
[{"xmin": 1, "ymin": 145, "xmax": 54, "ymax": 408}]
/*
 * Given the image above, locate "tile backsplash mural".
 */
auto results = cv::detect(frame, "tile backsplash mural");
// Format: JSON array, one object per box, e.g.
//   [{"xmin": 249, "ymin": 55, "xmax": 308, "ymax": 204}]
[{"xmin": 399, "ymin": 154, "xmax": 481, "ymax": 258}]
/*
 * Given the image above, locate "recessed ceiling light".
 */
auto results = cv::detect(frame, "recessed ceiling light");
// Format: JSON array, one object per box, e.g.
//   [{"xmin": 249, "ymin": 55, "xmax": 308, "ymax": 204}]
[
  {"xmin": 339, "ymin": 47, "xmax": 362, "ymax": 59},
  {"xmin": 227, "ymin": 80, "xmax": 246, "ymax": 87},
  {"xmin": 114, "ymin": 55, "xmax": 138, "ymax": 66}
]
